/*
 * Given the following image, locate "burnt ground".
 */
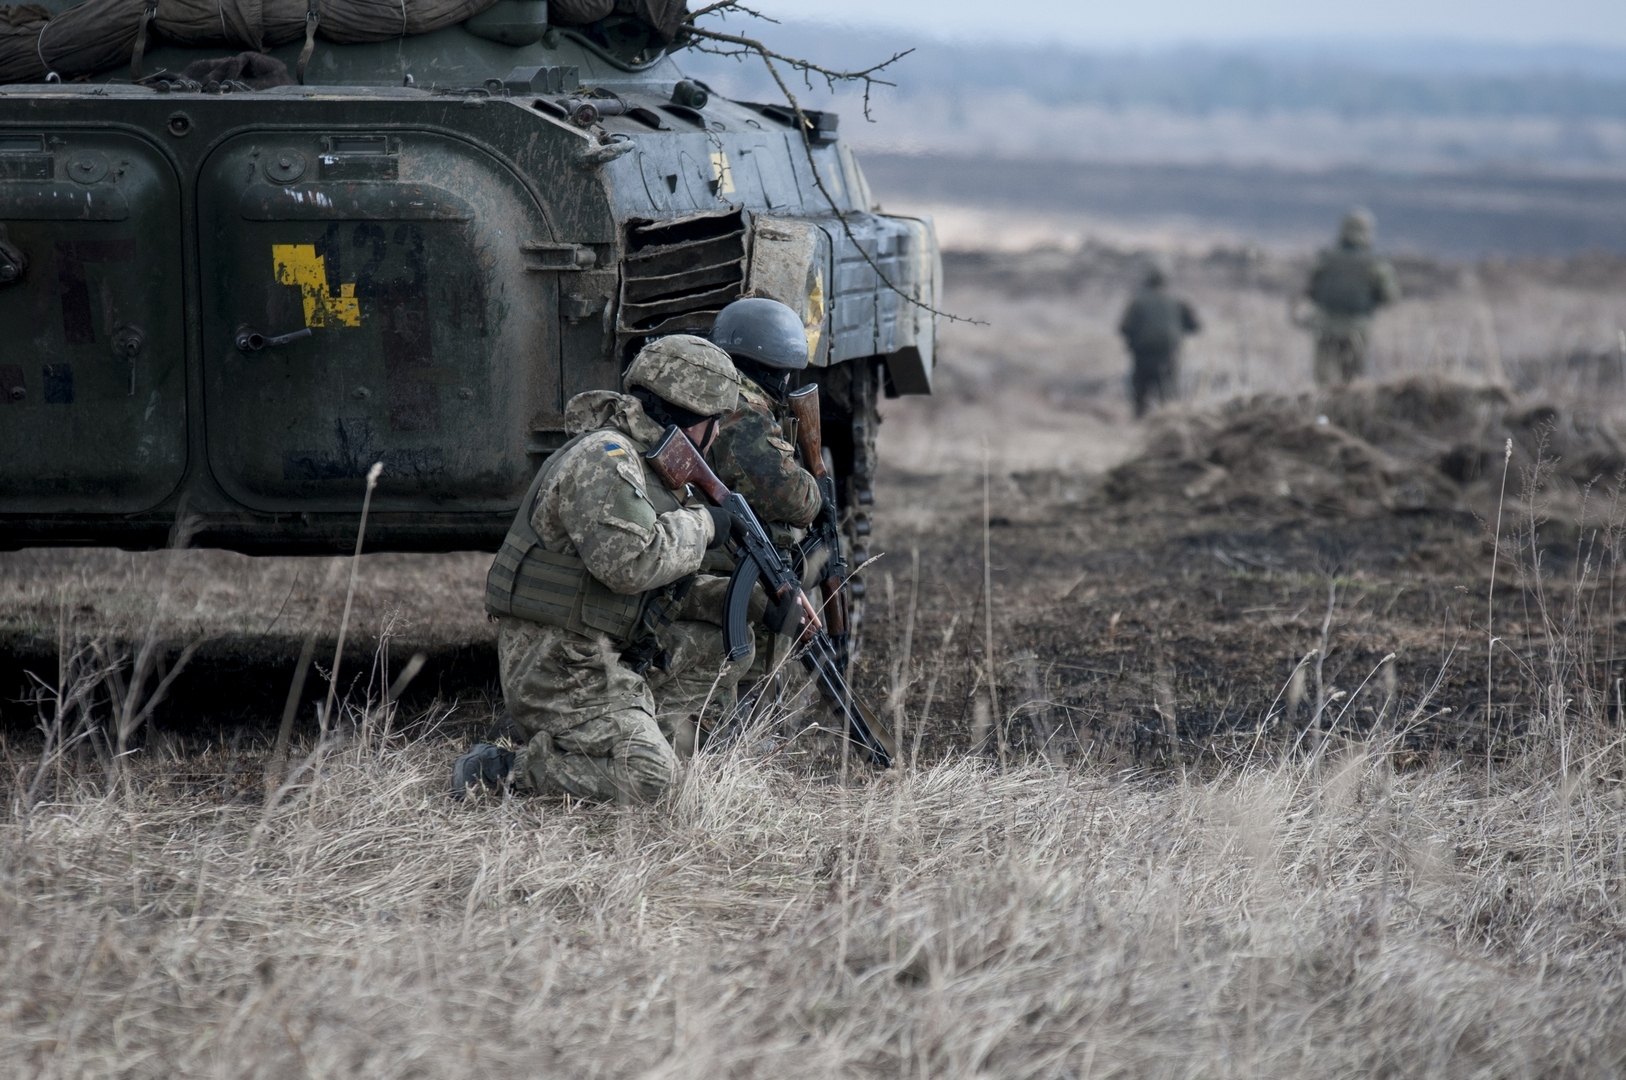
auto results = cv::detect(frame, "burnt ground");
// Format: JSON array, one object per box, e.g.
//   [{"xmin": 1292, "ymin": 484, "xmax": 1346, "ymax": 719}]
[{"xmin": 853, "ymin": 460, "xmax": 1606, "ymax": 767}]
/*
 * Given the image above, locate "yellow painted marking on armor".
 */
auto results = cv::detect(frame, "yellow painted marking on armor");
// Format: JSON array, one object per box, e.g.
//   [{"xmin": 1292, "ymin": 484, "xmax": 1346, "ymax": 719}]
[
  {"xmin": 804, "ymin": 270, "xmax": 825, "ymax": 361},
  {"xmin": 709, "ymin": 150, "xmax": 735, "ymax": 195},
  {"xmin": 272, "ymin": 244, "xmax": 361, "ymax": 328}
]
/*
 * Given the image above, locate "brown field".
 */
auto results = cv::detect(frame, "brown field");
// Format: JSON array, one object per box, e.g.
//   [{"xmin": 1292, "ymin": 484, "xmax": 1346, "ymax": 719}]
[{"xmin": 5, "ymin": 232, "xmax": 1626, "ymax": 1077}]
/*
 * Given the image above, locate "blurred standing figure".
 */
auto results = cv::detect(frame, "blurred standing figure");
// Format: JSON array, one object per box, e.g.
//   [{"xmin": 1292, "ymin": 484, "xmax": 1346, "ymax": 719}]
[
  {"xmin": 1303, "ymin": 208, "xmax": 1400, "ymax": 386},
  {"xmin": 1118, "ymin": 264, "xmax": 1200, "ymax": 418}
]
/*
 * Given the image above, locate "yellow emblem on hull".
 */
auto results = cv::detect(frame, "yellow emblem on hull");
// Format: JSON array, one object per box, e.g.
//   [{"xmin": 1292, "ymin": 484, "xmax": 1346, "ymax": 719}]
[
  {"xmin": 272, "ymin": 244, "xmax": 361, "ymax": 328},
  {"xmin": 805, "ymin": 270, "xmax": 825, "ymax": 361},
  {"xmin": 709, "ymin": 150, "xmax": 735, "ymax": 196}
]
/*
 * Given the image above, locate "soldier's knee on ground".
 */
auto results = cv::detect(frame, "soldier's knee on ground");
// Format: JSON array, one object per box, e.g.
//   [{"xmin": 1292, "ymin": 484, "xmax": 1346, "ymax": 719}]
[
  {"xmin": 619, "ymin": 722, "xmax": 679, "ymax": 800},
  {"xmin": 514, "ymin": 709, "xmax": 677, "ymax": 803}
]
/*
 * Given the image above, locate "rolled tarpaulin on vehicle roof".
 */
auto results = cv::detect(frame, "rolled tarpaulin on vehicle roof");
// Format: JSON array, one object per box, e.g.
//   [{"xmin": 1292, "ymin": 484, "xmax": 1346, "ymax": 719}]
[
  {"xmin": 0, "ymin": 0, "xmax": 144, "ymax": 84},
  {"xmin": 0, "ymin": 0, "xmax": 506, "ymax": 85},
  {"xmin": 549, "ymin": 0, "xmax": 613, "ymax": 25}
]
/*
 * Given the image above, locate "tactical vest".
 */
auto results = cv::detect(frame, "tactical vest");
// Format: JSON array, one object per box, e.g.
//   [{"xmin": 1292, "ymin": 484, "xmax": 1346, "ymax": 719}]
[{"xmin": 485, "ymin": 432, "xmax": 670, "ymax": 644}]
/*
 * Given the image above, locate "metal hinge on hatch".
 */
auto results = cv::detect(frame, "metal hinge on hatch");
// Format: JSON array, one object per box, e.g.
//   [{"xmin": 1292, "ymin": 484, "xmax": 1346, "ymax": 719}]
[{"xmin": 522, "ymin": 241, "xmax": 597, "ymax": 271}]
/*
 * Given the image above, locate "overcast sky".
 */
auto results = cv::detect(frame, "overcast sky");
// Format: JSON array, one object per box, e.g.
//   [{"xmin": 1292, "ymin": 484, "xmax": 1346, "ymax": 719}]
[{"xmin": 747, "ymin": 0, "xmax": 1626, "ymax": 48}]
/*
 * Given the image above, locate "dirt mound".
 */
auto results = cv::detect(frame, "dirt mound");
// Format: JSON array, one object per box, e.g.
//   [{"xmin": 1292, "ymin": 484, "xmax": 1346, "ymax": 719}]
[{"xmin": 1105, "ymin": 377, "xmax": 1626, "ymax": 520}]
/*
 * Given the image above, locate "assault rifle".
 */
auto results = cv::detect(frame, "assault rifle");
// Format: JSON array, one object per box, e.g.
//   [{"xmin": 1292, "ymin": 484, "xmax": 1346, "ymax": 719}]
[
  {"xmin": 645, "ymin": 425, "xmax": 896, "ymax": 767},
  {"xmin": 785, "ymin": 385, "xmax": 851, "ymax": 670}
]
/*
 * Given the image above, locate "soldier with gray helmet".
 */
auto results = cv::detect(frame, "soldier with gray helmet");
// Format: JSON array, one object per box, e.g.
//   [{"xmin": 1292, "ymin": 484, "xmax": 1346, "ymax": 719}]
[
  {"xmin": 1302, "ymin": 208, "xmax": 1400, "ymax": 386},
  {"xmin": 704, "ymin": 297, "xmax": 825, "ymax": 685},
  {"xmin": 453, "ymin": 334, "xmax": 752, "ymax": 803},
  {"xmin": 706, "ymin": 297, "xmax": 822, "ymax": 529},
  {"xmin": 1118, "ymin": 264, "xmax": 1200, "ymax": 418}
]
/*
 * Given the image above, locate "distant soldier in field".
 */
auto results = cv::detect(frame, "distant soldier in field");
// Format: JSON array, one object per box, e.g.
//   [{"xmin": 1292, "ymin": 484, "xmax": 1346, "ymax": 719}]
[
  {"xmin": 454, "ymin": 336, "xmax": 749, "ymax": 803},
  {"xmin": 1118, "ymin": 264, "xmax": 1200, "ymax": 418},
  {"xmin": 1302, "ymin": 208, "xmax": 1400, "ymax": 386}
]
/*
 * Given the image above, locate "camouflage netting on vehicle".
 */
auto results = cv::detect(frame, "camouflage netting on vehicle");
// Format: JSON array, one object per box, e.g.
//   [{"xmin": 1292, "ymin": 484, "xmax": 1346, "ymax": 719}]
[
  {"xmin": 0, "ymin": 0, "xmax": 501, "ymax": 84},
  {"xmin": 1103, "ymin": 377, "xmax": 1626, "ymax": 522}
]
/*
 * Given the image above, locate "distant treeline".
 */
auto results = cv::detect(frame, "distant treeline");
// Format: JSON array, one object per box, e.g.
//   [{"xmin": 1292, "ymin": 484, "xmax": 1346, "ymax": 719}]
[{"xmin": 681, "ymin": 23, "xmax": 1626, "ymax": 120}]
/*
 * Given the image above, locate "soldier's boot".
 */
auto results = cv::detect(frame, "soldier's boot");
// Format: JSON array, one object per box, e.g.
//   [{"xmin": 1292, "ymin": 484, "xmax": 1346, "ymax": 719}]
[{"xmin": 450, "ymin": 743, "xmax": 516, "ymax": 799}]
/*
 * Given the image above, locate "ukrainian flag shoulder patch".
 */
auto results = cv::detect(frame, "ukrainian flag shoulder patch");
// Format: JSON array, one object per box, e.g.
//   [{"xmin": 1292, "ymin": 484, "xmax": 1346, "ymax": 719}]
[{"xmin": 604, "ymin": 442, "xmax": 627, "ymax": 458}]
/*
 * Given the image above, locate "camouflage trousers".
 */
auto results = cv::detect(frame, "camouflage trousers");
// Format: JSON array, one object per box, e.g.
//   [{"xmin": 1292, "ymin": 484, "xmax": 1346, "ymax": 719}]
[
  {"xmin": 496, "ymin": 615, "xmax": 753, "ymax": 803},
  {"xmin": 1313, "ymin": 318, "xmax": 1372, "ymax": 386}
]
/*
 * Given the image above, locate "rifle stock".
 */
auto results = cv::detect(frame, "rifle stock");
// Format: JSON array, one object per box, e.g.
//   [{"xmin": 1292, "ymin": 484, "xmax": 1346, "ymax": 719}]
[
  {"xmin": 787, "ymin": 384, "xmax": 825, "ymax": 478},
  {"xmin": 644, "ymin": 425, "xmax": 732, "ymax": 506},
  {"xmin": 785, "ymin": 385, "xmax": 850, "ymax": 641}
]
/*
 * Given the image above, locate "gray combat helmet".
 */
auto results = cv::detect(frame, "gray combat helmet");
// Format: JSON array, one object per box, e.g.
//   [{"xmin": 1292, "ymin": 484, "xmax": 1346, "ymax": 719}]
[{"xmin": 710, "ymin": 297, "xmax": 810, "ymax": 371}]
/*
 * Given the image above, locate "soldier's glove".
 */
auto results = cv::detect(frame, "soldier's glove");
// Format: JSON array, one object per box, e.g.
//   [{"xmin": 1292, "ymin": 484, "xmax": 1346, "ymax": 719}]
[
  {"xmin": 704, "ymin": 505, "xmax": 732, "ymax": 549},
  {"xmin": 763, "ymin": 590, "xmax": 807, "ymax": 639}
]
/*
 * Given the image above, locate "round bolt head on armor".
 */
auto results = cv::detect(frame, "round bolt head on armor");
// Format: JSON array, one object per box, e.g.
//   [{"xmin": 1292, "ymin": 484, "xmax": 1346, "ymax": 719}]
[{"xmin": 624, "ymin": 334, "xmax": 741, "ymax": 417}]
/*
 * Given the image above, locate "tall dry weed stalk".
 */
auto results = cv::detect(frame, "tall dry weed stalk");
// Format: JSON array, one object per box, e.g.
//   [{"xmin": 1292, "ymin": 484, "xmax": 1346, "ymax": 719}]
[
  {"xmin": 319, "ymin": 461, "xmax": 384, "ymax": 737},
  {"xmin": 981, "ymin": 441, "xmax": 1002, "ymax": 766},
  {"xmin": 1486, "ymin": 437, "xmax": 1513, "ymax": 774}
]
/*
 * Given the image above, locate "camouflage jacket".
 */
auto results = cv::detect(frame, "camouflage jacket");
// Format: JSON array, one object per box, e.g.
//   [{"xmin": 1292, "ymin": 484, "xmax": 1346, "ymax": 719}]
[
  {"xmin": 705, "ymin": 374, "xmax": 821, "ymax": 528},
  {"xmin": 529, "ymin": 390, "xmax": 714, "ymax": 595}
]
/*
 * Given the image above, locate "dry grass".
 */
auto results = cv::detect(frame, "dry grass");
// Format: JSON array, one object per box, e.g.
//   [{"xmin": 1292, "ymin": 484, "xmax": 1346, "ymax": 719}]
[{"xmin": 4, "ymin": 720, "xmax": 1626, "ymax": 1078}]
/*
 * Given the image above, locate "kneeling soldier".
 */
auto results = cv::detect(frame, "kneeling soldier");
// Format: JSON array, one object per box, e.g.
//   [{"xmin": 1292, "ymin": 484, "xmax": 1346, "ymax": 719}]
[{"xmin": 453, "ymin": 335, "xmax": 747, "ymax": 802}]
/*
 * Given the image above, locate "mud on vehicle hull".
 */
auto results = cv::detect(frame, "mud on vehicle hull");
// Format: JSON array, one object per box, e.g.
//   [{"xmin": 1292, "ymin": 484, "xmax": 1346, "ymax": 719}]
[{"xmin": 0, "ymin": 23, "xmax": 938, "ymax": 556}]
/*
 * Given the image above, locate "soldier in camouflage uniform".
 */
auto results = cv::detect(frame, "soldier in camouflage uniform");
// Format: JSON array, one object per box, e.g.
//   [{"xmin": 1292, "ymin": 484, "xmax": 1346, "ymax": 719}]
[
  {"xmin": 707, "ymin": 297, "xmax": 821, "ymax": 531},
  {"xmin": 453, "ymin": 335, "xmax": 748, "ymax": 803},
  {"xmin": 1118, "ymin": 264, "xmax": 1200, "ymax": 418},
  {"xmin": 1304, "ymin": 208, "xmax": 1400, "ymax": 386},
  {"xmin": 706, "ymin": 297, "xmax": 824, "ymax": 682}
]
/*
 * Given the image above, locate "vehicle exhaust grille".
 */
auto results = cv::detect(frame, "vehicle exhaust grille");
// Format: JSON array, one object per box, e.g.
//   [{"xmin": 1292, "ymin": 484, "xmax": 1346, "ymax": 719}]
[{"xmin": 619, "ymin": 210, "xmax": 746, "ymax": 336}]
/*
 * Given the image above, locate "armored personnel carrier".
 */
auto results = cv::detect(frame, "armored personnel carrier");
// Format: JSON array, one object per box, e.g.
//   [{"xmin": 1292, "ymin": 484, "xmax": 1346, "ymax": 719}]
[{"xmin": 0, "ymin": 1, "xmax": 938, "ymax": 586}]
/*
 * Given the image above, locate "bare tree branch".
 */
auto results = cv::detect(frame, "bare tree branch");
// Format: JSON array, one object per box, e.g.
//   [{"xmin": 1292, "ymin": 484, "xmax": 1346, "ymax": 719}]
[{"xmin": 680, "ymin": 9, "xmax": 982, "ymax": 325}]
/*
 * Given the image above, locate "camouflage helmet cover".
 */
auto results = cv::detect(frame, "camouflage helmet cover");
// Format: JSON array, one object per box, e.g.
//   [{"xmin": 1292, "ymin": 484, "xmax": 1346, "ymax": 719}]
[{"xmin": 624, "ymin": 334, "xmax": 741, "ymax": 418}]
